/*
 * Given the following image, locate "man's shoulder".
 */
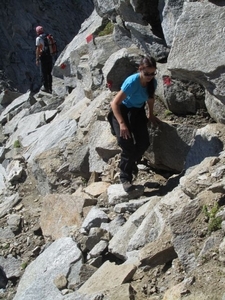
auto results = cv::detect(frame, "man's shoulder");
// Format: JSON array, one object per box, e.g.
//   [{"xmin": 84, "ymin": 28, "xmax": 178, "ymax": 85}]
[
  {"xmin": 36, "ymin": 34, "xmax": 45, "ymax": 46},
  {"xmin": 36, "ymin": 35, "xmax": 43, "ymax": 42}
]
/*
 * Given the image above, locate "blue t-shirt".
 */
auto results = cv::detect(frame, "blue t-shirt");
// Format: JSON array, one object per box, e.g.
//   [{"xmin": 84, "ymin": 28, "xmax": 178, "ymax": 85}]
[{"xmin": 121, "ymin": 73, "xmax": 156, "ymax": 108}]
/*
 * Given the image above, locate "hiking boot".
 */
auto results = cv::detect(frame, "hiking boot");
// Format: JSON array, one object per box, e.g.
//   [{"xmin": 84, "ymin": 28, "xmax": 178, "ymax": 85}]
[
  {"xmin": 122, "ymin": 181, "xmax": 134, "ymax": 193},
  {"xmin": 122, "ymin": 182, "xmax": 145, "ymax": 198},
  {"xmin": 40, "ymin": 87, "xmax": 49, "ymax": 93},
  {"xmin": 40, "ymin": 86, "xmax": 51, "ymax": 93}
]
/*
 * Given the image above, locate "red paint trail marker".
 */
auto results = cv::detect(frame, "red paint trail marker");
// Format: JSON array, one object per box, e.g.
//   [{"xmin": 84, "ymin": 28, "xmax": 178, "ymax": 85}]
[
  {"xmin": 107, "ymin": 80, "xmax": 113, "ymax": 89},
  {"xmin": 60, "ymin": 63, "xmax": 66, "ymax": 69},
  {"xmin": 163, "ymin": 76, "xmax": 172, "ymax": 86},
  {"xmin": 86, "ymin": 34, "xmax": 93, "ymax": 43}
]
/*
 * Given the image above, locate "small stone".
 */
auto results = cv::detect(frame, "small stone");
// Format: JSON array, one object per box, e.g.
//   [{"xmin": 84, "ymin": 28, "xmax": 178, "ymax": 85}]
[{"xmin": 53, "ymin": 274, "xmax": 67, "ymax": 290}]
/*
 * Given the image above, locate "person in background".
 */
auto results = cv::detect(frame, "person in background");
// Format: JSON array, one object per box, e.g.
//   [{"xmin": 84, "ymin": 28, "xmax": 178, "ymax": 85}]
[
  {"xmin": 35, "ymin": 26, "xmax": 52, "ymax": 93},
  {"xmin": 110, "ymin": 55, "xmax": 160, "ymax": 192}
]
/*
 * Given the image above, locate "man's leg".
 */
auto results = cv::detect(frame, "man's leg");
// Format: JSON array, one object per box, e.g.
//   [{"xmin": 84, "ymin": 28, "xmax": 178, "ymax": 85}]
[
  {"xmin": 48, "ymin": 73, "xmax": 52, "ymax": 92},
  {"xmin": 46, "ymin": 59, "xmax": 53, "ymax": 92},
  {"xmin": 41, "ymin": 62, "xmax": 49, "ymax": 91}
]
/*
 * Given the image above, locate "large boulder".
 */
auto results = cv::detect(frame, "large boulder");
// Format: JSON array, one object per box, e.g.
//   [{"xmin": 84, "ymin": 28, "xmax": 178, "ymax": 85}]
[{"xmin": 167, "ymin": 2, "xmax": 225, "ymax": 105}]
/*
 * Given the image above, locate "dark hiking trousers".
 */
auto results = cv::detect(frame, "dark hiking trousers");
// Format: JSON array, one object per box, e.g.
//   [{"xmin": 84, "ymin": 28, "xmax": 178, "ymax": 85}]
[
  {"xmin": 40, "ymin": 55, "xmax": 53, "ymax": 91},
  {"xmin": 110, "ymin": 104, "xmax": 150, "ymax": 183}
]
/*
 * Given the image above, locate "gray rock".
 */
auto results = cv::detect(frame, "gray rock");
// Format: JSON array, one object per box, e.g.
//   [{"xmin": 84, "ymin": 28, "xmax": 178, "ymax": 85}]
[
  {"xmin": 53, "ymin": 10, "xmax": 103, "ymax": 79},
  {"xmin": 81, "ymin": 207, "xmax": 109, "ymax": 233},
  {"xmin": 102, "ymin": 48, "xmax": 143, "ymax": 92},
  {"xmin": 146, "ymin": 121, "xmax": 196, "ymax": 172},
  {"xmin": 78, "ymin": 264, "xmax": 97, "ymax": 287},
  {"xmin": 6, "ymin": 160, "xmax": 24, "ymax": 183},
  {"xmin": 88, "ymin": 120, "xmax": 118, "ymax": 173},
  {"xmin": 113, "ymin": 19, "xmax": 134, "ymax": 49},
  {"xmin": 161, "ymin": 0, "xmax": 185, "ymax": 47},
  {"xmin": 3, "ymin": 109, "xmax": 29, "ymax": 136},
  {"xmin": 0, "ymin": 255, "xmax": 22, "ymax": 279},
  {"xmin": 53, "ymin": 274, "xmax": 68, "ymax": 290},
  {"xmin": 219, "ymin": 238, "xmax": 225, "ymax": 263},
  {"xmin": 0, "ymin": 227, "xmax": 15, "ymax": 240},
  {"xmin": 89, "ymin": 35, "xmax": 120, "ymax": 69},
  {"xmin": 114, "ymin": 198, "xmax": 151, "ymax": 213},
  {"xmin": 22, "ymin": 116, "xmax": 77, "ymax": 163},
  {"xmin": 167, "ymin": 2, "xmax": 225, "ymax": 104},
  {"xmin": 93, "ymin": 0, "xmax": 117, "ymax": 19},
  {"xmin": 67, "ymin": 139, "xmax": 90, "ymax": 180},
  {"xmin": 0, "ymin": 90, "xmax": 22, "ymax": 106},
  {"xmin": 169, "ymin": 200, "xmax": 202, "ymax": 272},
  {"xmin": 163, "ymin": 79, "xmax": 204, "ymax": 114},
  {"xmin": 128, "ymin": 186, "xmax": 190, "ymax": 253},
  {"xmin": 0, "ymin": 193, "xmax": 20, "ymax": 218},
  {"xmin": 7, "ymin": 213, "xmax": 21, "ymax": 233},
  {"xmin": 78, "ymin": 90, "xmax": 110, "ymax": 130},
  {"xmin": 0, "ymin": 164, "xmax": 7, "ymax": 191},
  {"xmin": 108, "ymin": 198, "xmax": 160, "ymax": 260},
  {"xmin": 87, "ymin": 240, "xmax": 108, "ymax": 259},
  {"xmin": 126, "ymin": 22, "xmax": 169, "ymax": 61},
  {"xmin": 101, "ymin": 215, "xmax": 126, "ymax": 237},
  {"xmin": 198, "ymin": 236, "xmax": 222, "ymax": 259},
  {"xmin": 86, "ymin": 256, "xmax": 102, "ymax": 268},
  {"xmin": 205, "ymin": 90, "xmax": 225, "ymax": 124},
  {"xmin": 116, "ymin": 0, "xmax": 145, "ymax": 24},
  {"xmin": 13, "ymin": 237, "xmax": 82, "ymax": 300},
  {"xmin": 0, "ymin": 92, "xmax": 33, "ymax": 124},
  {"xmin": 86, "ymin": 227, "xmax": 108, "ymax": 251},
  {"xmin": 185, "ymin": 124, "xmax": 225, "ymax": 171}
]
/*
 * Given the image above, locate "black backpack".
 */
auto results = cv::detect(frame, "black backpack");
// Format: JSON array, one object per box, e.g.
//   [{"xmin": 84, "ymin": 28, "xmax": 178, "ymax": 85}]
[{"xmin": 40, "ymin": 33, "xmax": 57, "ymax": 57}]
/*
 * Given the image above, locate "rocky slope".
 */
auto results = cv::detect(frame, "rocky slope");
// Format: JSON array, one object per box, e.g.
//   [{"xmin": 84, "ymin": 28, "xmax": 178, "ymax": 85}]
[{"xmin": 0, "ymin": 1, "xmax": 225, "ymax": 300}]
